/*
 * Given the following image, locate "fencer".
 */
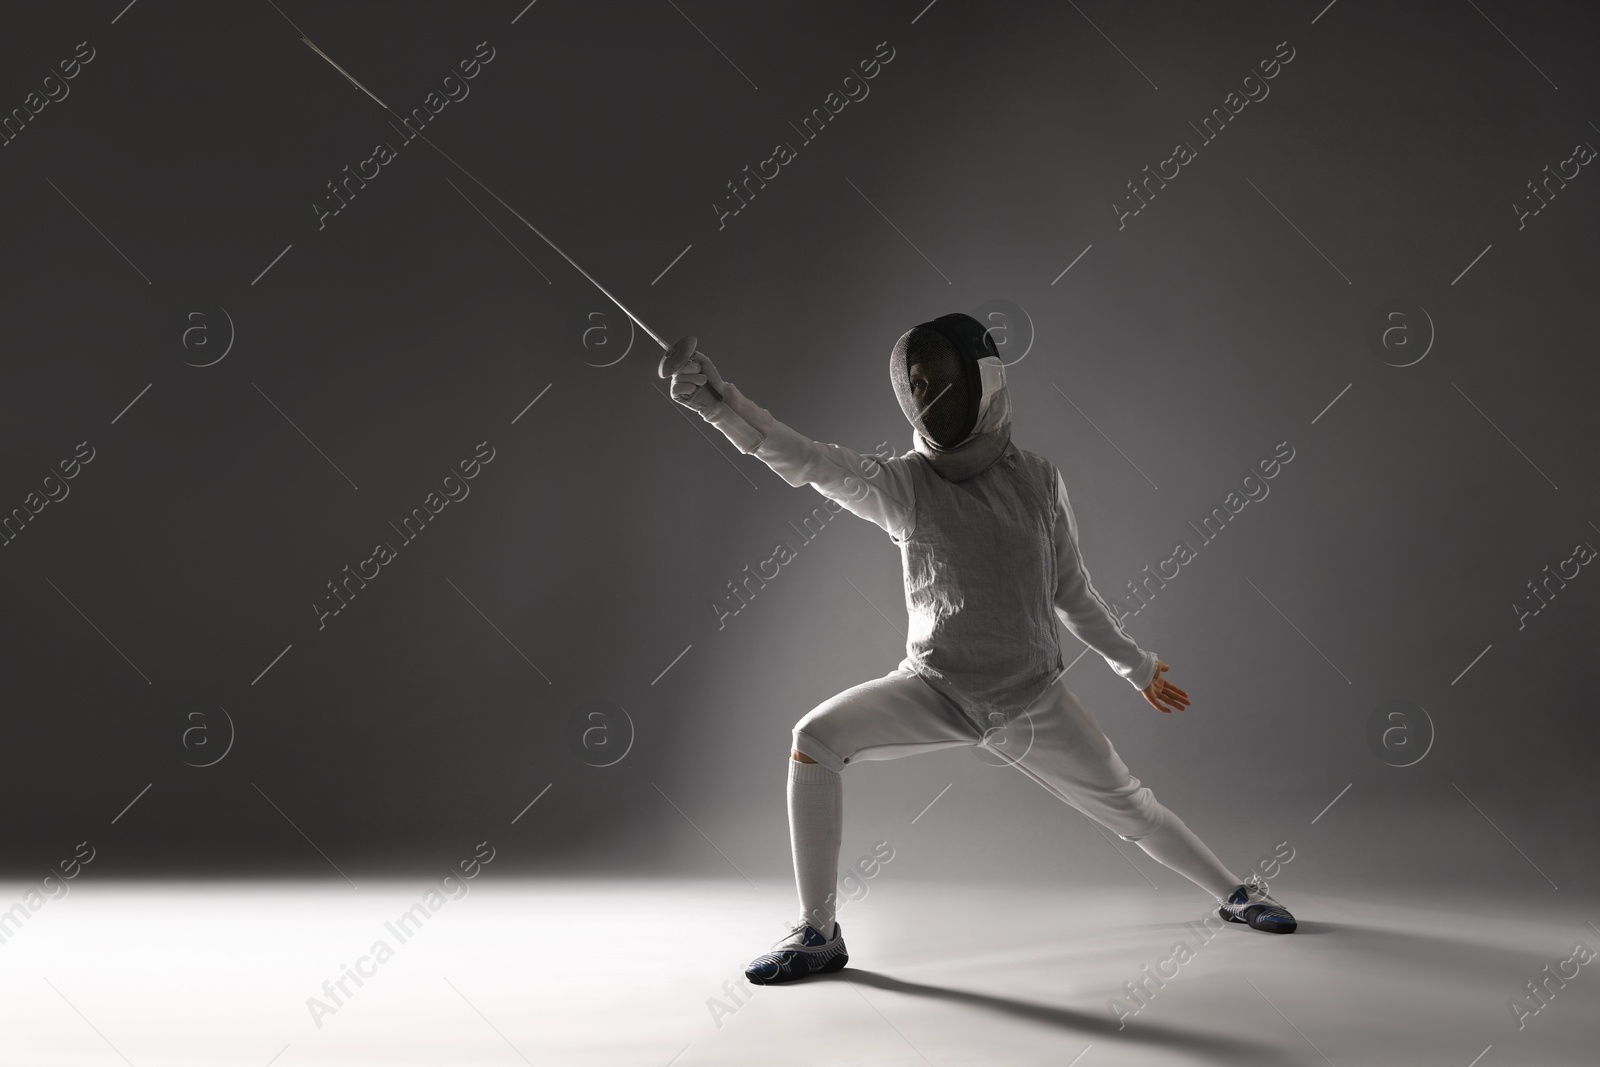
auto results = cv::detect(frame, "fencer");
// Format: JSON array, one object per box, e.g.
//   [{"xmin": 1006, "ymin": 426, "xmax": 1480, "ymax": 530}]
[{"xmin": 670, "ymin": 313, "xmax": 1297, "ymax": 985}]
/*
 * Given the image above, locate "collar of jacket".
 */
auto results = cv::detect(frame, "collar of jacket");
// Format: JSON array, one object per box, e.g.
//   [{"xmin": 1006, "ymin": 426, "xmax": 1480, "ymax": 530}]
[{"xmin": 912, "ymin": 356, "xmax": 1012, "ymax": 481}]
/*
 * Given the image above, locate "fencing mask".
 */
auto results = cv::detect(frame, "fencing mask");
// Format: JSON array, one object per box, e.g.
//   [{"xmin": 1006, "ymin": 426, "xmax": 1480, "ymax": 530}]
[{"xmin": 890, "ymin": 313, "xmax": 997, "ymax": 448}]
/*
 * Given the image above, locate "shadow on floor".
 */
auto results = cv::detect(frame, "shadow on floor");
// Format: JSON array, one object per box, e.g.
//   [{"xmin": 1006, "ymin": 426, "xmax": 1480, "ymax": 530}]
[
  {"xmin": 1145, "ymin": 917, "xmax": 1540, "ymax": 975},
  {"xmin": 1144, "ymin": 918, "xmax": 1338, "ymax": 936},
  {"xmin": 828, "ymin": 968, "xmax": 1310, "ymax": 1066}
]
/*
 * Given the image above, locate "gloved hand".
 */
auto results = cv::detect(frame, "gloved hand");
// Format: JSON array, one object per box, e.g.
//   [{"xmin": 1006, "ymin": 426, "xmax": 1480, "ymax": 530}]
[{"xmin": 669, "ymin": 352, "xmax": 727, "ymax": 414}]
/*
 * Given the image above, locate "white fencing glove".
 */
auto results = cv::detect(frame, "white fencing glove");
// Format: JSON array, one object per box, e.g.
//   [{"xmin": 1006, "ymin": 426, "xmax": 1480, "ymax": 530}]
[
  {"xmin": 667, "ymin": 351, "xmax": 772, "ymax": 453},
  {"xmin": 669, "ymin": 353, "xmax": 728, "ymax": 414}
]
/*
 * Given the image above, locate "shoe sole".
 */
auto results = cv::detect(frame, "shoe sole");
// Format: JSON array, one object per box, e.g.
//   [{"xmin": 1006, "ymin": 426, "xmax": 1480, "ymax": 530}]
[
  {"xmin": 1218, "ymin": 906, "xmax": 1296, "ymax": 934},
  {"xmin": 745, "ymin": 949, "xmax": 849, "ymax": 985}
]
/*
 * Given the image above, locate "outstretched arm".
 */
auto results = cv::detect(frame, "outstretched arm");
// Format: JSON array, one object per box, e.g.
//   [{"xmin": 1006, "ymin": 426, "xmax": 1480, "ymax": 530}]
[
  {"xmin": 1049, "ymin": 467, "xmax": 1162, "ymax": 692},
  {"xmin": 672, "ymin": 354, "xmax": 916, "ymax": 540}
]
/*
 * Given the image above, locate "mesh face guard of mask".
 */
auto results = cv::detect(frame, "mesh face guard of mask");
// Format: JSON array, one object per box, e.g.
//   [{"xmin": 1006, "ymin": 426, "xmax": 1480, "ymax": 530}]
[{"xmin": 889, "ymin": 313, "xmax": 995, "ymax": 448}]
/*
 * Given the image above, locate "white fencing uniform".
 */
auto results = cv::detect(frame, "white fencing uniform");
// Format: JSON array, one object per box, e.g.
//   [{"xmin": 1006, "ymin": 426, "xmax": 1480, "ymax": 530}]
[{"xmin": 698, "ymin": 360, "xmax": 1242, "ymax": 910}]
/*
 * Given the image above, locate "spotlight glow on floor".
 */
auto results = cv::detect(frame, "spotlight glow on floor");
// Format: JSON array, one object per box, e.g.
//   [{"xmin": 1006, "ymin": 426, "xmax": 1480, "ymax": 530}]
[{"xmin": 2, "ymin": 878, "xmax": 1592, "ymax": 1065}]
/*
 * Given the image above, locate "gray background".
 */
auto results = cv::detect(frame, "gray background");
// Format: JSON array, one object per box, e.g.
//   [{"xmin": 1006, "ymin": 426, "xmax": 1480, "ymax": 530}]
[{"xmin": 1, "ymin": 0, "xmax": 1595, "ymax": 899}]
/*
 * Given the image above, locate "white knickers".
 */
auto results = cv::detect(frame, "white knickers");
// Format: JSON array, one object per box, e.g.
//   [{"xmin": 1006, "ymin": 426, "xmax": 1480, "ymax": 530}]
[{"xmin": 792, "ymin": 667, "xmax": 1166, "ymax": 840}]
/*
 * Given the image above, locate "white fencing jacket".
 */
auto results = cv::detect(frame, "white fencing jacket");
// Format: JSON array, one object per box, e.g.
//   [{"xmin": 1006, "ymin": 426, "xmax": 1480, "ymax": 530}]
[{"xmin": 700, "ymin": 360, "xmax": 1158, "ymax": 723}]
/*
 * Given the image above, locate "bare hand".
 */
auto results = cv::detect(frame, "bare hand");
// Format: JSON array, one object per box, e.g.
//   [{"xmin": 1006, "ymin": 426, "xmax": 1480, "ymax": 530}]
[{"xmin": 1141, "ymin": 659, "xmax": 1190, "ymax": 714}]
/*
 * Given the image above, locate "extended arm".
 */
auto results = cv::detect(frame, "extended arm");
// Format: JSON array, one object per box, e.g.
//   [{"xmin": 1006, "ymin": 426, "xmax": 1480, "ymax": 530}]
[
  {"xmin": 1050, "ymin": 467, "xmax": 1160, "ymax": 691},
  {"xmin": 674, "ymin": 355, "xmax": 916, "ymax": 541}
]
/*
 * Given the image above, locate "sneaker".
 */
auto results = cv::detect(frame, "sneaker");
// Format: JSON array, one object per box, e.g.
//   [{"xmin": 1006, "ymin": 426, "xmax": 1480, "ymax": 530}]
[
  {"xmin": 1218, "ymin": 874, "xmax": 1297, "ymax": 933},
  {"xmin": 744, "ymin": 920, "xmax": 849, "ymax": 984}
]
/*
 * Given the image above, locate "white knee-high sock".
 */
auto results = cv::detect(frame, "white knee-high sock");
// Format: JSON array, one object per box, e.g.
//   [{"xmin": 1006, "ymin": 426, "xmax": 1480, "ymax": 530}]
[
  {"xmin": 1126, "ymin": 805, "xmax": 1241, "ymax": 899},
  {"xmin": 788, "ymin": 759, "xmax": 843, "ymax": 937}
]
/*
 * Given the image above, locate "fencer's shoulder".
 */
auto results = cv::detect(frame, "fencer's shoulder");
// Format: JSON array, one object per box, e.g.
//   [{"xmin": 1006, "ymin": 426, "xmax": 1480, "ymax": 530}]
[
  {"xmin": 1011, "ymin": 447, "xmax": 1061, "ymax": 482},
  {"xmin": 1011, "ymin": 446, "xmax": 1055, "ymax": 469},
  {"xmin": 877, "ymin": 447, "xmax": 921, "ymax": 473},
  {"xmin": 860, "ymin": 446, "xmax": 920, "ymax": 494}
]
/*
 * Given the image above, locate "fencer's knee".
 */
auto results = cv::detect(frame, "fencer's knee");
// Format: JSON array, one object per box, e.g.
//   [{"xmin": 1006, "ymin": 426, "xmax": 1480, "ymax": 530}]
[
  {"xmin": 791, "ymin": 727, "xmax": 847, "ymax": 774},
  {"xmin": 1106, "ymin": 786, "xmax": 1166, "ymax": 842}
]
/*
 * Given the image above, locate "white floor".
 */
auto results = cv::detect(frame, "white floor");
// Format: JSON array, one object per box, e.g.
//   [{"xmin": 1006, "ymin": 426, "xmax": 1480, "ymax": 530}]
[{"xmin": 2, "ymin": 877, "xmax": 1595, "ymax": 1066}]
